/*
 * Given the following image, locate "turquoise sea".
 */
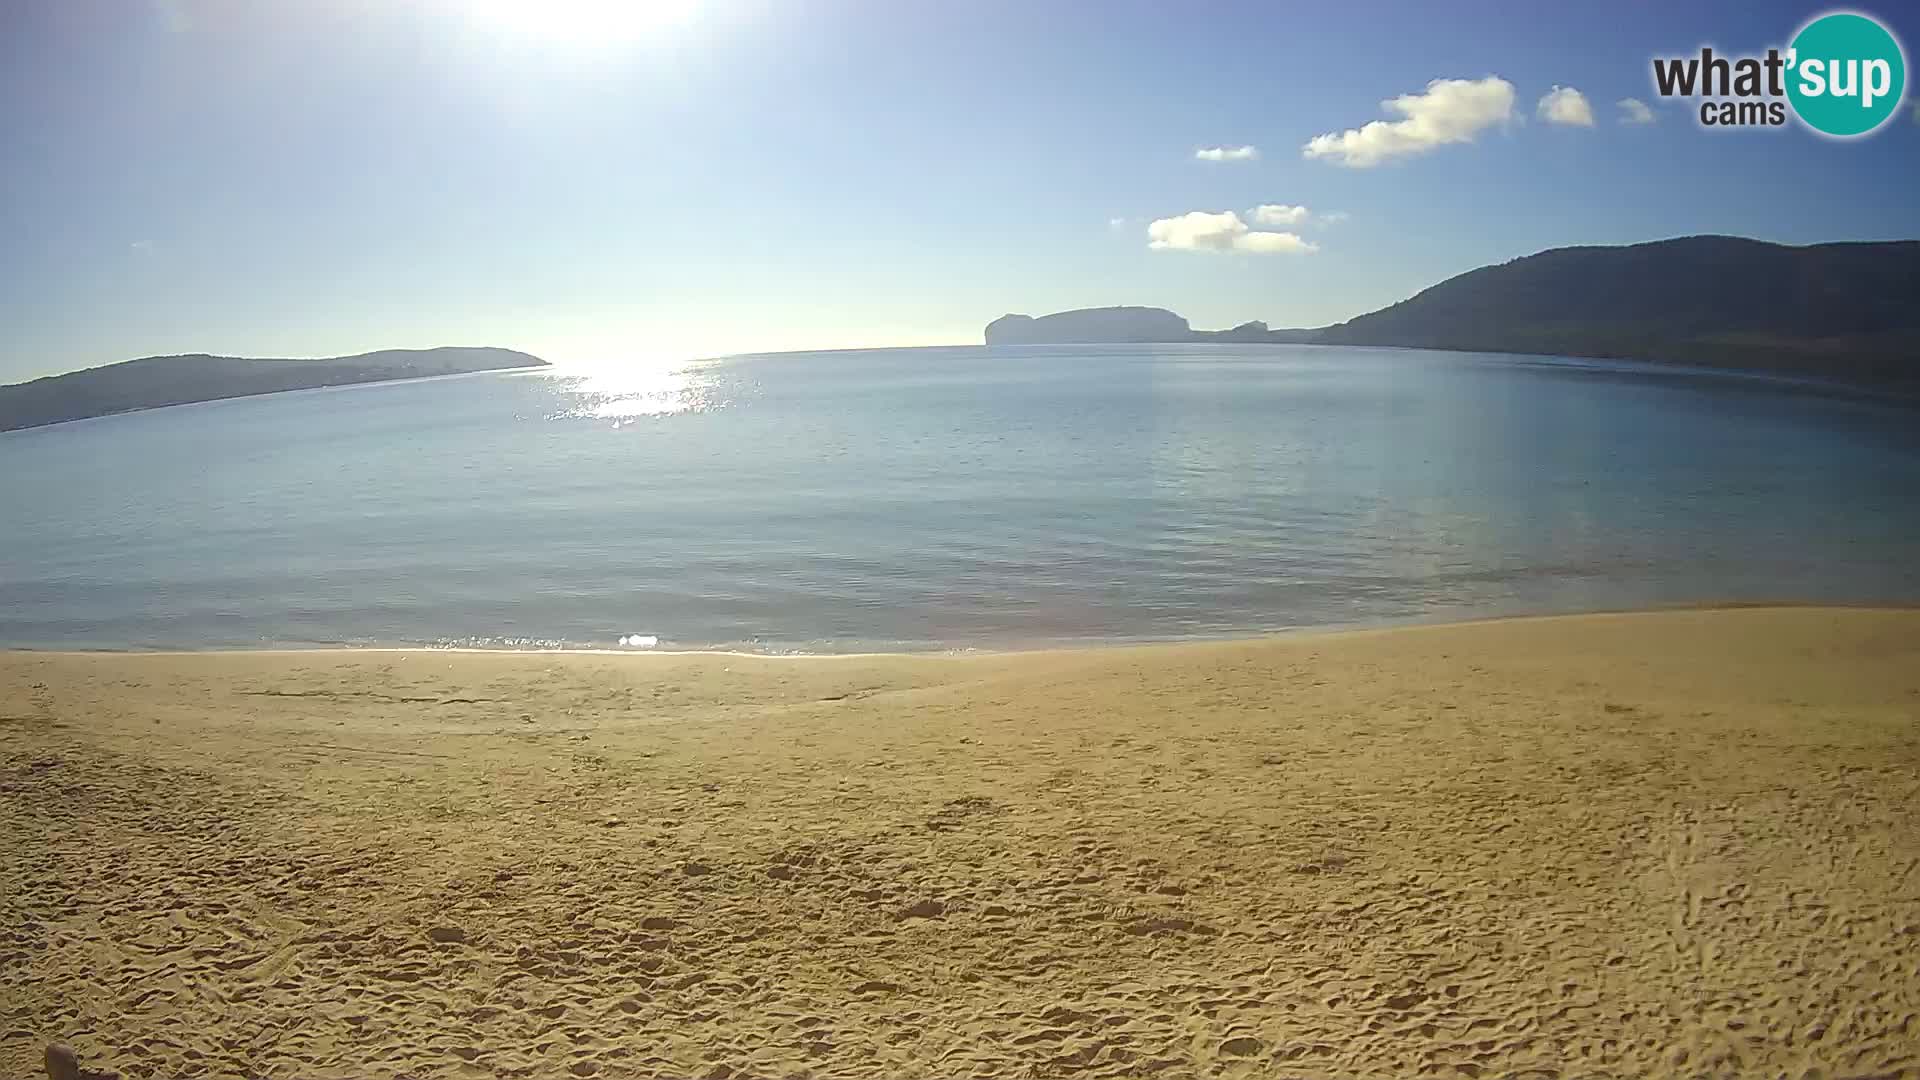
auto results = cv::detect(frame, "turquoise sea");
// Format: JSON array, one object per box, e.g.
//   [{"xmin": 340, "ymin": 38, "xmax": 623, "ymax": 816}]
[{"xmin": 2, "ymin": 345, "xmax": 1916, "ymax": 651}]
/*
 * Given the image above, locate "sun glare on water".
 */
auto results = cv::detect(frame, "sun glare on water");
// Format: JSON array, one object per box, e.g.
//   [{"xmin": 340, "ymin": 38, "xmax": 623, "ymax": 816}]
[
  {"xmin": 465, "ymin": 0, "xmax": 700, "ymax": 43},
  {"xmin": 545, "ymin": 356, "xmax": 728, "ymax": 423}
]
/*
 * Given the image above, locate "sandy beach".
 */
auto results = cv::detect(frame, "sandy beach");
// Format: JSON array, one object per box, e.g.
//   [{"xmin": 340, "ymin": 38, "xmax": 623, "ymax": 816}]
[{"xmin": 3, "ymin": 606, "xmax": 1919, "ymax": 1078}]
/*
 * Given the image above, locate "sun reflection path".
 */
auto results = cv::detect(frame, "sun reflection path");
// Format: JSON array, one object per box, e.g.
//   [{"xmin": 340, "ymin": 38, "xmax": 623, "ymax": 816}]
[{"xmin": 544, "ymin": 359, "xmax": 727, "ymax": 425}]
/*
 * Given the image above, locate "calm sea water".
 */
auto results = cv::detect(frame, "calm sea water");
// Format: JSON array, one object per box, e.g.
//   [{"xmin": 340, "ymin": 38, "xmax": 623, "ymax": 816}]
[{"xmin": 2, "ymin": 345, "xmax": 1917, "ymax": 652}]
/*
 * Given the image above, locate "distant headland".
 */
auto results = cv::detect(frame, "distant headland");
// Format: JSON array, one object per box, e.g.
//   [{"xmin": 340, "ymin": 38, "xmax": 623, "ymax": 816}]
[
  {"xmin": 985, "ymin": 307, "xmax": 1318, "ymax": 346},
  {"xmin": 0, "ymin": 347, "xmax": 546, "ymax": 433},
  {"xmin": 987, "ymin": 236, "xmax": 1920, "ymax": 389}
]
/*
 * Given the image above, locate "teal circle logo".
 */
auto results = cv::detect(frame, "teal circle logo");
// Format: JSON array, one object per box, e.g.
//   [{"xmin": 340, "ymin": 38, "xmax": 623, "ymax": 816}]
[{"xmin": 1786, "ymin": 11, "xmax": 1907, "ymax": 137}]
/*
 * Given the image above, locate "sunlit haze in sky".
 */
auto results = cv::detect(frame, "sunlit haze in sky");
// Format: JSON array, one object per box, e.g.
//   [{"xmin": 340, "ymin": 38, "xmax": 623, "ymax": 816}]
[{"xmin": 1, "ymin": 0, "xmax": 1916, "ymax": 380}]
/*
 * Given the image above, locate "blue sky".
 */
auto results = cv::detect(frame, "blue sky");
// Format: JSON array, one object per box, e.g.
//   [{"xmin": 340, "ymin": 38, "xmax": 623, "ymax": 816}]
[{"xmin": 2, "ymin": 0, "xmax": 1916, "ymax": 380}]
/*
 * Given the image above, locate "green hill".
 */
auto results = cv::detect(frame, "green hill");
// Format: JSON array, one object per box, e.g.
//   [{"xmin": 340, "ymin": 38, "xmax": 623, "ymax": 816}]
[
  {"xmin": 1318, "ymin": 236, "xmax": 1920, "ymax": 386},
  {"xmin": 982, "ymin": 237, "xmax": 1918, "ymax": 390},
  {"xmin": 0, "ymin": 347, "xmax": 546, "ymax": 433}
]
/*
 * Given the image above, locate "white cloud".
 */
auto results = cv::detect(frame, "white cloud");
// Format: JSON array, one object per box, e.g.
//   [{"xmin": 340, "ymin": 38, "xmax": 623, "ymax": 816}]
[
  {"xmin": 1249, "ymin": 204, "xmax": 1349, "ymax": 228},
  {"xmin": 1303, "ymin": 76, "xmax": 1516, "ymax": 167},
  {"xmin": 1233, "ymin": 230, "xmax": 1318, "ymax": 254},
  {"xmin": 1538, "ymin": 85, "xmax": 1594, "ymax": 126},
  {"xmin": 1249, "ymin": 204, "xmax": 1310, "ymax": 227},
  {"xmin": 1195, "ymin": 145, "xmax": 1260, "ymax": 162},
  {"xmin": 1107, "ymin": 217, "xmax": 1128, "ymax": 230},
  {"xmin": 1147, "ymin": 210, "xmax": 1317, "ymax": 255},
  {"xmin": 1618, "ymin": 97, "xmax": 1656, "ymax": 125}
]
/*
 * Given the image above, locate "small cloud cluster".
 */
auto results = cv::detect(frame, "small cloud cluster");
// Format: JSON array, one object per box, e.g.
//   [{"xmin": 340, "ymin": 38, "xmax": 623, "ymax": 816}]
[
  {"xmin": 1149, "ymin": 74, "xmax": 1677, "ymax": 258},
  {"xmin": 1303, "ymin": 76, "xmax": 1516, "ymax": 167},
  {"xmin": 1538, "ymin": 85, "xmax": 1594, "ymax": 126},
  {"xmin": 1618, "ymin": 97, "xmax": 1656, "ymax": 125},
  {"xmin": 1146, "ymin": 210, "xmax": 1318, "ymax": 255},
  {"xmin": 1249, "ymin": 204, "xmax": 1309, "ymax": 227},
  {"xmin": 1250, "ymin": 204, "xmax": 1348, "ymax": 228}
]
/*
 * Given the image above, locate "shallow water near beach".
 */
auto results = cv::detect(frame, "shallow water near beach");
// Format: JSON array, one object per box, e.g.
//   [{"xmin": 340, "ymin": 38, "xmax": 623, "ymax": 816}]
[{"xmin": 2, "ymin": 344, "xmax": 1917, "ymax": 651}]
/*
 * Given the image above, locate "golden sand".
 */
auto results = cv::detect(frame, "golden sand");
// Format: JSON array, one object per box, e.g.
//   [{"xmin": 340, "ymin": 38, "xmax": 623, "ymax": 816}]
[{"xmin": 3, "ymin": 607, "xmax": 1919, "ymax": 1078}]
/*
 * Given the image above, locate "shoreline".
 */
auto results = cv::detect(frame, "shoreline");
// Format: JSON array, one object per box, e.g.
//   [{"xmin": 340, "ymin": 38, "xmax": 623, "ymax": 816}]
[
  {"xmin": 5, "ymin": 599, "xmax": 1918, "ymax": 659},
  {"xmin": 7, "ymin": 605, "xmax": 1919, "ymax": 1078}
]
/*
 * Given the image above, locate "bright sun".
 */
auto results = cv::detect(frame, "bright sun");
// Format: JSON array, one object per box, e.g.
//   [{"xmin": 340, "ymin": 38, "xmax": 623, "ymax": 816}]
[{"xmin": 466, "ymin": 0, "xmax": 700, "ymax": 43}]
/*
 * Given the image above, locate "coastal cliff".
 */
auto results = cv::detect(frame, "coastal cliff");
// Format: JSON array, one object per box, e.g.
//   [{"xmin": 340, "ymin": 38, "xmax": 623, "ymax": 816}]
[{"xmin": 985, "ymin": 307, "xmax": 1192, "ymax": 345}]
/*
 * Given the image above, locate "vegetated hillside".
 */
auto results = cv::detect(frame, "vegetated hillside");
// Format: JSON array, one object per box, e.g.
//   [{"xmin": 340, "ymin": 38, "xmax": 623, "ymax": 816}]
[
  {"xmin": 0, "ymin": 347, "xmax": 546, "ymax": 432},
  {"xmin": 1318, "ymin": 236, "xmax": 1920, "ymax": 385},
  {"xmin": 982, "ymin": 239, "xmax": 1919, "ymax": 389}
]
